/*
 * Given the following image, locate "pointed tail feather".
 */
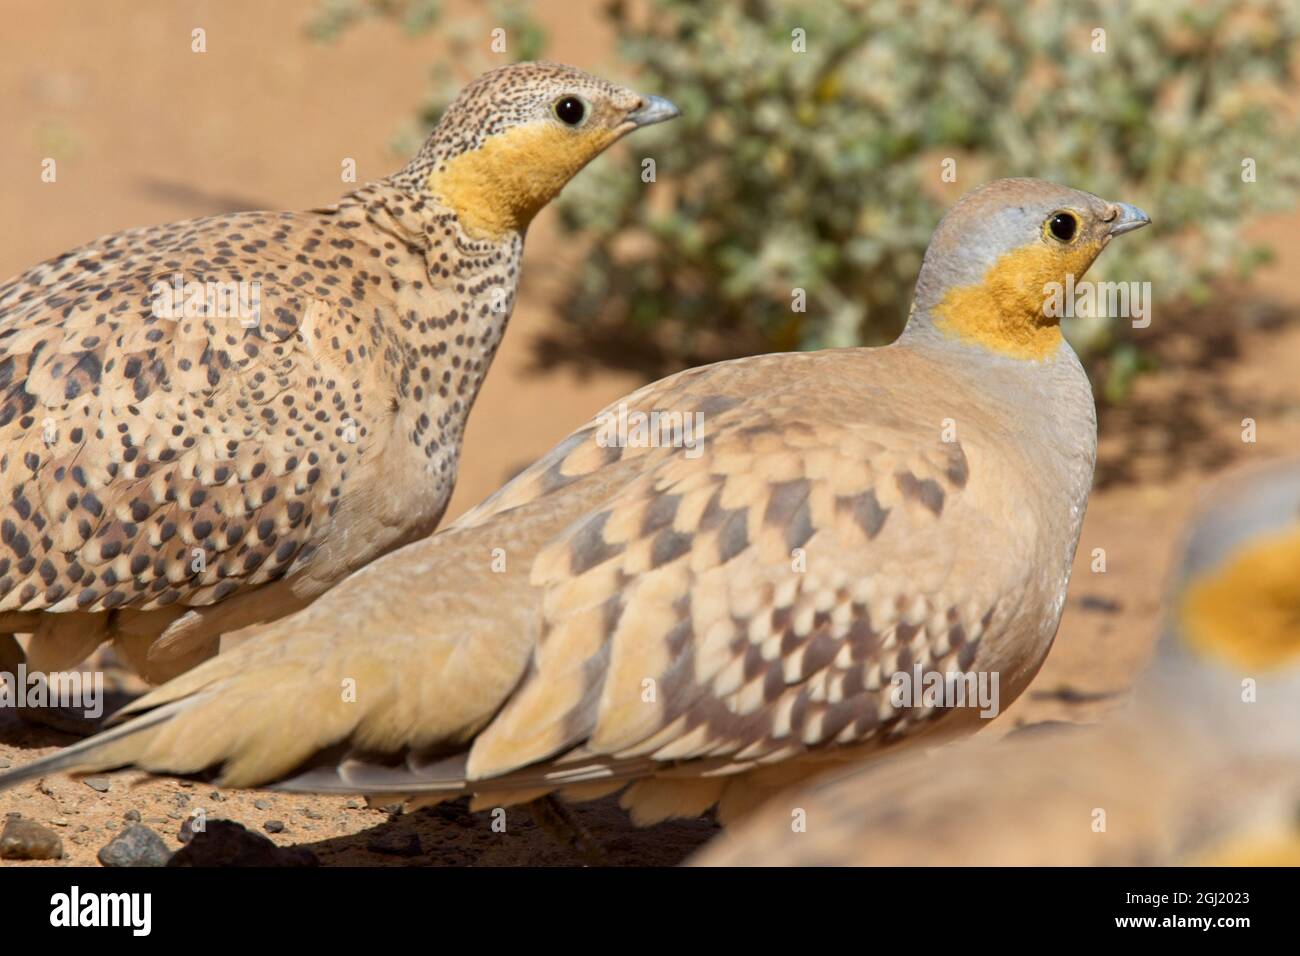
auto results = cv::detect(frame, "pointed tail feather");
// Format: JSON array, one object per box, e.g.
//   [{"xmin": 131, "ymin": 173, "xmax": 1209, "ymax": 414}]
[{"xmin": 0, "ymin": 697, "xmax": 205, "ymax": 790}]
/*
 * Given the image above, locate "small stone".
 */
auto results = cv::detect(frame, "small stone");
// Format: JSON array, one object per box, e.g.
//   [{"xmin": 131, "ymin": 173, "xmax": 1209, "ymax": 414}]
[
  {"xmin": 123, "ymin": 809, "xmax": 141, "ymax": 823},
  {"xmin": 0, "ymin": 758, "xmax": 11, "ymax": 769},
  {"xmin": 301, "ymin": 807, "xmax": 323, "ymax": 820},
  {"xmin": 82, "ymin": 776, "xmax": 111, "ymax": 793},
  {"xmin": 50, "ymin": 818, "xmax": 70, "ymax": 827},
  {"xmin": 366, "ymin": 830, "xmax": 423, "ymax": 858},
  {"xmin": 209, "ymin": 791, "xmax": 225, "ymax": 802},
  {"xmin": 98, "ymin": 825, "xmax": 171, "ymax": 867},
  {"xmin": 168, "ymin": 820, "xmax": 318, "ymax": 867},
  {"xmin": 345, "ymin": 800, "xmax": 362, "ymax": 810},
  {"xmin": 1078, "ymin": 595, "xmax": 1122, "ymax": 614},
  {"xmin": 254, "ymin": 799, "xmax": 270, "ymax": 811},
  {"xmin": 263, "ymin": 820, "xmax": 285, "ymax": 834},
  {"xmin": 0, "ymin": 817, "xmax": 64, "ymax": 860}
]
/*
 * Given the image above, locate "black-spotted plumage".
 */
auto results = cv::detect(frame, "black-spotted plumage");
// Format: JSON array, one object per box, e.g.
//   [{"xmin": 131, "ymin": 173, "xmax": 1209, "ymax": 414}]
[{"xmin": 0, "ymin": 62, "xmax": 676, "ymax": 680}]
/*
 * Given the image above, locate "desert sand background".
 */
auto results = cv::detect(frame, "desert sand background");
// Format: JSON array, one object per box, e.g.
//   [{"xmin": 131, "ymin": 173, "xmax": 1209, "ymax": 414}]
[{"xmin": 0, "ymin": 0, "xmax": 1297, "ymax": 865}]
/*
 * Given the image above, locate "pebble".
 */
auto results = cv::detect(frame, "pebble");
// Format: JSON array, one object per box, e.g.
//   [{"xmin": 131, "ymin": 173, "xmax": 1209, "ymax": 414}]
[
  {"xmin": 264, "ymin": 820, "xmax": 286, "ymax": 834},
  {"xmin": 82, "ymin": 776, "xmax": 111, "ymax": 793},
  {"xmin": 1078, "ymin": 595, "xmax": 1123, "ymax": 614},
  {"xmin": 97, "ymin": 825, "xmax": 171, "ymax": 868},
  {"xmin": 0, "ymin": 817, "xmax": 64, "ymax": 860},
  {"xmin": 366, "ymin": 831, "xmax": 423, "ymax": 858},
  {"xmin": 0, "ymin": 757, "xmax": 11, "ymax": 769},
  {"xmin": 254, "ymin": 799, "xmax": 270, "ymax": 811},
  {"xmin": 124, "ymin": 809, "xmax": 141, "ymax": 823}
]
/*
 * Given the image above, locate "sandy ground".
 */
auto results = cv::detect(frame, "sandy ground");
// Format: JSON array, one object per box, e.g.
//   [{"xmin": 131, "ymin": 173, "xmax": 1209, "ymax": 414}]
[{"xmin": 1, "ymin": 0, "xmax": 1298, "ymax": 866}]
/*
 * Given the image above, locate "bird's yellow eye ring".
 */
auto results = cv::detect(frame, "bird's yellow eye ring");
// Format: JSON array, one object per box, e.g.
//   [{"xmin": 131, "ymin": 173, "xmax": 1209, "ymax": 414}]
[
  {"xmin": 553, "ymin": 96, "xmax": 587, "ymax": 126},
  {"xmin": 1046, "ymin": 211, "xmax": 1078, "ymax": 242}
]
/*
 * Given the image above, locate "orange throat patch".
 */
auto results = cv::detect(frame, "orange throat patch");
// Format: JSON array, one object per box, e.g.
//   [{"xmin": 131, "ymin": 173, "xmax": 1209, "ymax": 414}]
[
  {"xmin": 1179, "ymin": 524, "xmax": 1300, "ymax": 670},
  {"xmin": 426, "ymin": 123, "xmax": 618, "ymax": 240},
  {"xmin": 931, "ymin": 240, "xmax": 1103, "ymax": 360}
]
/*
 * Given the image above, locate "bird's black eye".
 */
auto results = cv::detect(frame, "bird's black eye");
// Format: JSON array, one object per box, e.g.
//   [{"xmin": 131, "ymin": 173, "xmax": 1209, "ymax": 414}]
[
  {"xmin": 1048, "ymin": 212, "xmax": 1078, "ymax": 242},
  {"xmin": 554, "ymin": 96, "xmax": 586, "ymax": 126}
]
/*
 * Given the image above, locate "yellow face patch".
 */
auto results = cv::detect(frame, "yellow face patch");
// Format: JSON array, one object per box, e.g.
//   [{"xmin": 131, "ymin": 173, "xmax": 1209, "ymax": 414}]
[
  {"xmin": 427, "ymin": 123, "xmax": 621, "ymax": 240},
  {"xmin": 1189, "ymin": 829, "xmax": 1300, "ymax": 867},
  {"xmin": 1179, "ymin": 524, "xmax": 1300, "ymax": 670},
  {"xmin": 932, "ymin": 237, "xmax": 1105, "ymax": 360}
]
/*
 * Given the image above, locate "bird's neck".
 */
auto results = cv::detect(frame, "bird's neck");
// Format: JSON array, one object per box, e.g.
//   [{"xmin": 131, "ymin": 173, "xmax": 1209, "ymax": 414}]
[
  {"xmin": 345, "ymin": 181, "xmax": 525, "ymax": 453},
  {"xmin": 391, "ymin": 124, "xmax": 618, "ymax": 241},
  {"xmin": 907, "ymin": 242, "xmax": 1112, "ymax": 361}
]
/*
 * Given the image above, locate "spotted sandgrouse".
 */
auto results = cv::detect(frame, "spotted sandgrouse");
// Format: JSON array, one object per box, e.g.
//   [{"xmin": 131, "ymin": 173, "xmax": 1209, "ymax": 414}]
[
  {"xmin": 693, "ymin": 457, "xmax": 1300, "ymax": 865},
  {"xmin": 0, "ymin": 180, "xmax": 1149, "ymax": 825},
  {"xmin": 0, "ymin": 62, "xmax": 678, "ymax": 682}
]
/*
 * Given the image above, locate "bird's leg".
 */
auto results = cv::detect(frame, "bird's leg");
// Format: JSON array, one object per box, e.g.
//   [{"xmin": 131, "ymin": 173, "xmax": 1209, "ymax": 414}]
[
  {"xmin": 0, "ymin": 634, "xmax": 87, "ymax": 735},
  {"xmin": 525, "ymin": 795, "xmax": 609, "ymax": 866},
  {"xmin": 0, "ymin": 633, "xmax": 21, "ymax": 678},
  {"xmin": 7, "ymin": 638, "xmax": 136, "ymax": 738}
]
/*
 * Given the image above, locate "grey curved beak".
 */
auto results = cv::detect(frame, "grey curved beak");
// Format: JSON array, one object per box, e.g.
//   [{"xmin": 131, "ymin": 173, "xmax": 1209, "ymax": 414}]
[
  {"xmin": 1107, "ymin": 201, "xmax": 1151, "ymax": 236},
  {"xmin": 628, "ymin": 94, "xmax": 681, "ymax": 128}
]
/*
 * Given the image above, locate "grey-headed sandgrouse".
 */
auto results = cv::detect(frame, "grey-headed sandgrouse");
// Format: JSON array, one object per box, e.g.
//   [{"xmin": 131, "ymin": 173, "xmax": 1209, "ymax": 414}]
[{"xmin": 0, "ymin": 180, "xmax": 1150, "ymax": 828}]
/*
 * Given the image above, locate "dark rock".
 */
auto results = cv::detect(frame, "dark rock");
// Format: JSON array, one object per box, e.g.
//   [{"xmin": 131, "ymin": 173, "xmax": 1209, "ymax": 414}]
[
  {"xmin": 168, "ymin": 820, "xmax": 318, "ymax": 867},
  {"xmin": 82, "ymin": 776, "xmax": 111, "ymax": 793},
  {"xmin": 1078, "ymin": 595, "xmax": 1122, "ymax": 614},
  {"xmin": 366, "ymin": 830, "xmax": 423, "ymax": 858},
  {"xmin": 97, "ymin": 824, "xmax": 170, "ymax": 867},
  {"xmin": 263, "ymin": 820, "xmax": 285, "ymax": 834}
]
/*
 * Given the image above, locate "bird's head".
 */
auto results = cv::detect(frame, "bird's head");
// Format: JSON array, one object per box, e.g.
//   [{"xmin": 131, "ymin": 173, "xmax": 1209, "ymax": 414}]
[
  {"xmin": 1152, "ymin": 457, "xmax": 1300, "ymax": 763},
  {"xmin": 910, "ymin": 178, "xmax": 1150, "ymax": 360},
  {"xmin": 404, "ymin": 61, "xmax": 679, "ymax": 240}
]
